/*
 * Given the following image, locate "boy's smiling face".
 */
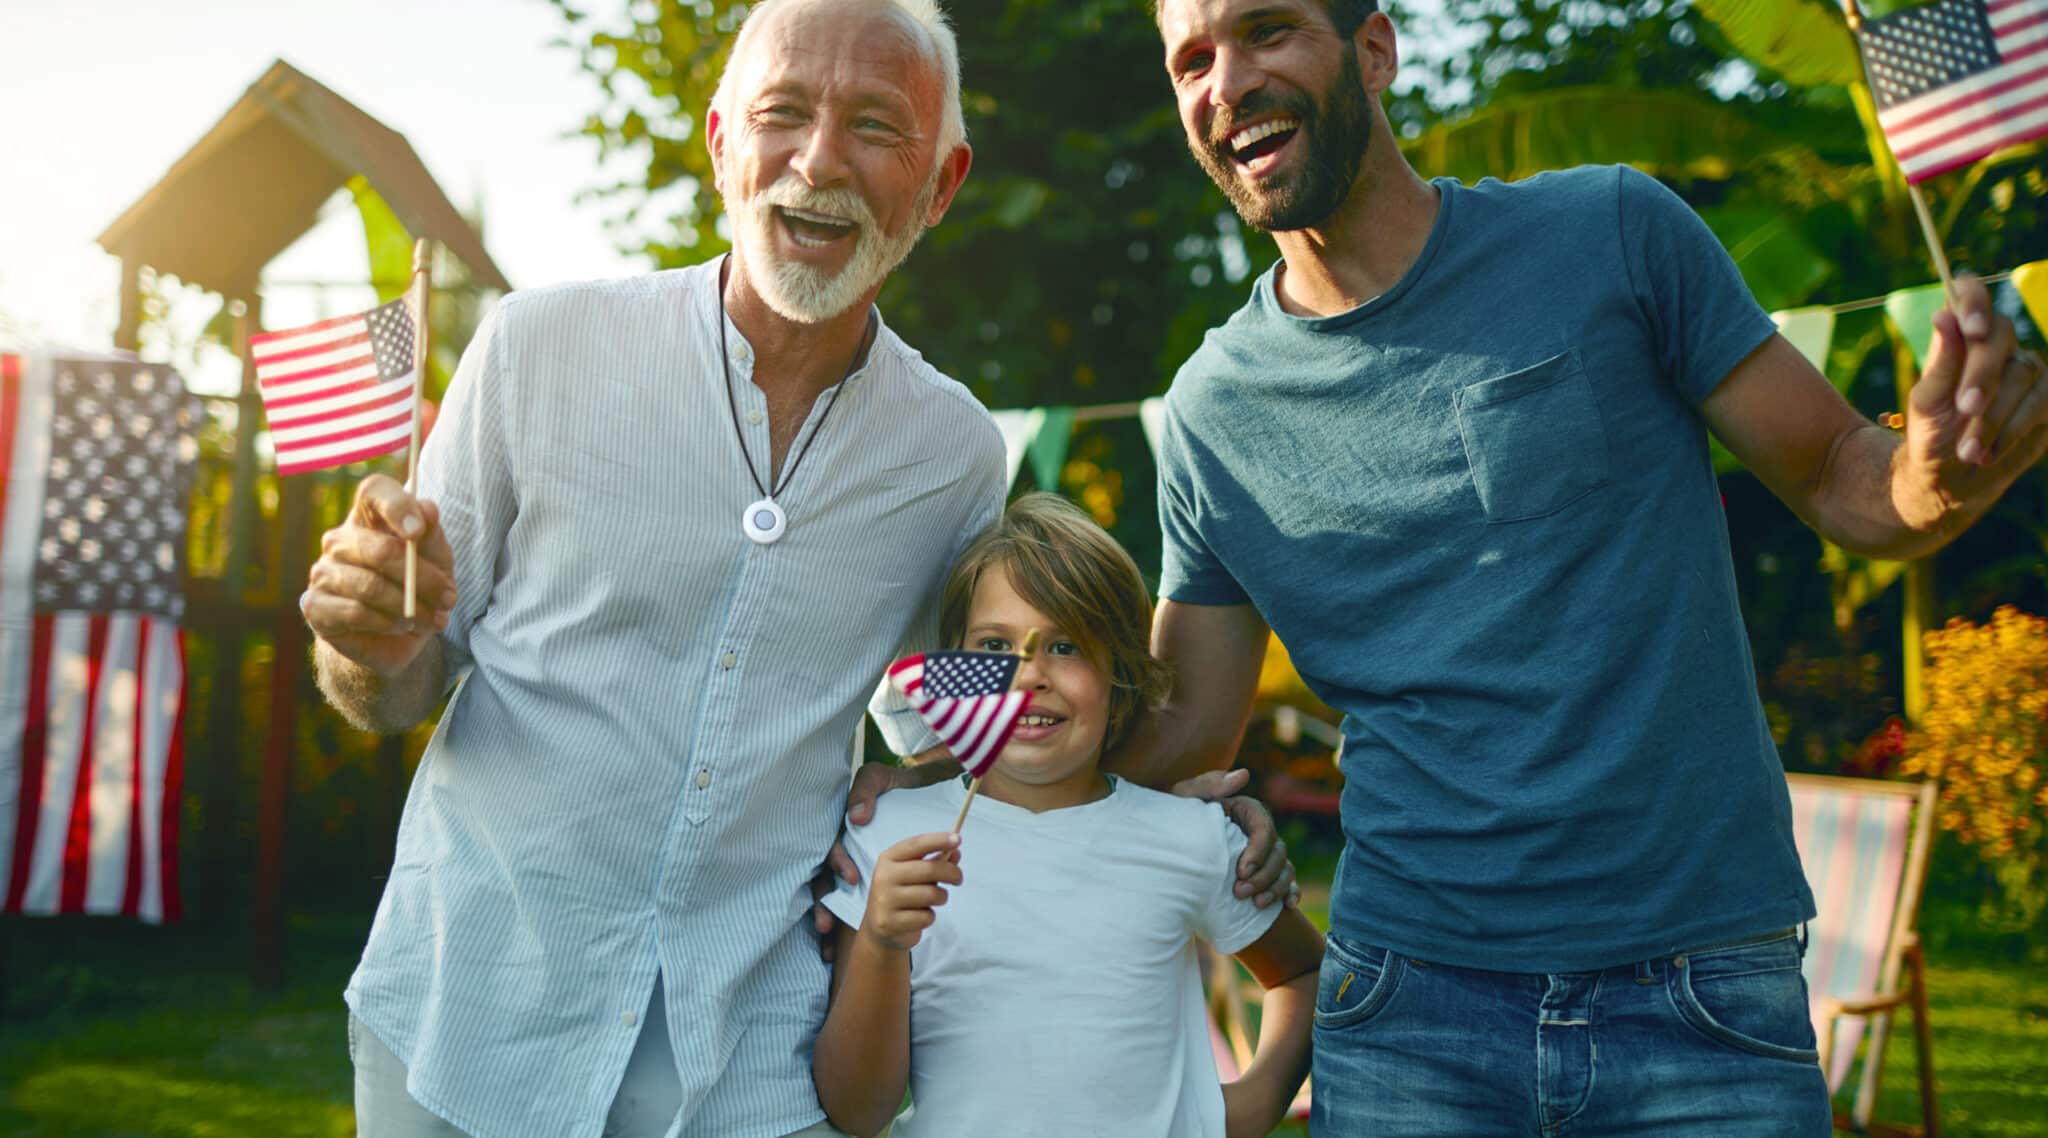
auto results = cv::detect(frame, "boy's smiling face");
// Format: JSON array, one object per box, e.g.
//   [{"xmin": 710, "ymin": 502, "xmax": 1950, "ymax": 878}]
[{"xmin": 961, "ymin": 566, "xmax": 1111, "ymax": 805}]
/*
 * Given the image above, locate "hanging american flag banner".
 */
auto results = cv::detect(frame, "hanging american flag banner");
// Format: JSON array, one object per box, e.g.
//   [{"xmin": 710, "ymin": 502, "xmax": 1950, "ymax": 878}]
[
  {"xmin": 886, "ymin": 650, "xmax": 1034, "ymax": 778},
  {"xmin": 249, "ymin": 280, "xmax": 421, "ymax": 476},
  {"xmin": 1, "ymin": 351, "xmax": 195, "ymax": 922},
  {"xmin": 1854, "ymin": 0, "xmax": 2048, "ymax": 183}
]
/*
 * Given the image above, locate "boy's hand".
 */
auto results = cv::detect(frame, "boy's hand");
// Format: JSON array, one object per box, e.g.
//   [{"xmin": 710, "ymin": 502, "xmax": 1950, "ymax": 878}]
[
  {"xmin": 862, "ymin": 831, "xmax": 962, "ymax": 953},
  {"xmin": 813, "ymin": 756, "xmax": 966, "ymax": 960}
]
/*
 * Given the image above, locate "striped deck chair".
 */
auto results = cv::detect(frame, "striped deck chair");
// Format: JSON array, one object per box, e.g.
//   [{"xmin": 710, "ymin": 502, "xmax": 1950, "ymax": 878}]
[{"xmin": 1787, "ymin": 773, "xmax": 1941, "ymax": 1137}]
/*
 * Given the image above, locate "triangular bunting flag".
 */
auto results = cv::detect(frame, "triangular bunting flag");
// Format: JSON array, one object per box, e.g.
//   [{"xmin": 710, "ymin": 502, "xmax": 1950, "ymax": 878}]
[
  {"xmin": 990, "ymin": 409, "xmax": 1038, "ymax": 488},
  {"xmin": 2014, "ymin": 261, "xmax": 2048, "ymax": 338},
  {"xmin": 1883, "ymin": 284, "xmax": 1946, "ymax": 370},
  {"xmin": 1770, "ymin": 307, "xmax": 1837, "ymax": 374},
  {"xmin": 1139, "ymin": 397, "xmax": 1167, "ymax": 461},
  {"xmin": 1026, "ymin": 406, "xmax": 1073, "ymax": 491}
]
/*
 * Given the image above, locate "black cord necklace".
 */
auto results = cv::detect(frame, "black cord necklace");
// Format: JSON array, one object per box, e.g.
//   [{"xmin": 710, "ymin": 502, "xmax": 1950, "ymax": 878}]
[{"xmin": 717, "ymin": 258, "xmax": 877, "ymax": 545}]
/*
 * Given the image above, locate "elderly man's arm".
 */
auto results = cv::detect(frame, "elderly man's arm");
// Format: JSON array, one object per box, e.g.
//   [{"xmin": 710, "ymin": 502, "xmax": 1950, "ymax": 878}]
[
  {"xmin": 1704, "ymin": 278, "xmax": 2047, "ymax": 559},
  {"xmin": 315, "ymin": 636, "xmax": 447, "ymax": 735},
  {"xmin": 306, "ymin": 475, "xmax": 458, "ymax": 733}
]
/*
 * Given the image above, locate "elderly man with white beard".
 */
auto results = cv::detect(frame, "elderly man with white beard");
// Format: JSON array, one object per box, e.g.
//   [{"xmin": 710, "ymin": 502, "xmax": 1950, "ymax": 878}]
[{"xmin": 300, "ymin": 2, "xmax": 1290, "ymax": 1136}]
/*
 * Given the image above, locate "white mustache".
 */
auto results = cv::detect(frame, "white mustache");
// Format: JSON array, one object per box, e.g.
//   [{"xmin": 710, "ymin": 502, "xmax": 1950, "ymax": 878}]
[{"xmin": 757, "ymin": 177, "xmax": 875, "ymax": 233}]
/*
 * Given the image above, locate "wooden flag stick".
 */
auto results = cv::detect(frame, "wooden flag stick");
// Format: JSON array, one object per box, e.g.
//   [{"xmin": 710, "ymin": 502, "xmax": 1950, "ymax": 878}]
[
  {"xmin": 1906, "ymin": 182, "xmax": 1958, "ymax": 298},
  {"xmin": 403, "ymin": 238, "xmax": 432, "ymax": 621},
  {"xmin": 1840, "ymin": 1, "xmax": 1959, "ymax": 301},
  {"xmin": 950, "ymin": 628, "xmax": 1040, "ymax": 836}
]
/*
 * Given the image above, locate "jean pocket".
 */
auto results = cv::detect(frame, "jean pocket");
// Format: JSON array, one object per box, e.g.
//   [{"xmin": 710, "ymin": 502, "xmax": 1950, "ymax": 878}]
[
  {"xmin": 1315, "ymin": 933, "xmax": 1405, "ymax": 1030},
  {"xmin": 1667, "ymin": 934, "xmax": 1820, "ymax": 1062},
  {"xmin": 1454, "ymin": 352, "xmax": 1610, "ymax": 523}
]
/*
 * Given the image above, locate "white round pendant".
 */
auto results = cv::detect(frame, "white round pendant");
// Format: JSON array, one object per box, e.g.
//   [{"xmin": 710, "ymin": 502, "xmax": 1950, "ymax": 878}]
[{"xmin": 743, "ymin": 498, "xmax": 787, "ymax": 544}]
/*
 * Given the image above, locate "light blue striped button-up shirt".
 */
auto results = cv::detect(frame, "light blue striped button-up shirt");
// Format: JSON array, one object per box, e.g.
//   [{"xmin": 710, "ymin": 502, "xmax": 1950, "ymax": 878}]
[{"xmin": 345, "ymin": 259, "xmax": 1006, "ymax": 1138}]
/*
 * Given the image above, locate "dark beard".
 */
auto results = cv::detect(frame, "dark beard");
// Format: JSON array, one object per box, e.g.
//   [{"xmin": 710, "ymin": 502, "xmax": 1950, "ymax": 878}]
[{"xmin": 1191, "ymin": 46, "xmax": 1373, "ymax": 233}]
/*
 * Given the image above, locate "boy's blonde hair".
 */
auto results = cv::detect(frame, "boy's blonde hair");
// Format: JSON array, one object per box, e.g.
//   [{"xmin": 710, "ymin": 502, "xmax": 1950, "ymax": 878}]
[{"xmin": 939, "ymin": 493, "xmax": 1173, "ymax": 757}]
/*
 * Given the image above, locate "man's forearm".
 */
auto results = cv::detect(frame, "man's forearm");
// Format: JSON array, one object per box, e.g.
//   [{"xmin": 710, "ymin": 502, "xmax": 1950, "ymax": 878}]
[
  {"xmin": 314, "ymin": 637, "xmax": 447, "ymax": 734},
  {"xmin": 1106, "ymin": 698, "xmax": 1246, "ymax": 790},
  {"xmin": 1811, "ymin": 425, "xmax": 1981, "ymax": 561}
]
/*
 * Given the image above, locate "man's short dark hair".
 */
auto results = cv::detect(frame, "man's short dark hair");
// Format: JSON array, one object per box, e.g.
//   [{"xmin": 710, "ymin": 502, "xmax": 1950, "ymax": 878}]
[
  {"xmin": 1150, "ymin": 0, "xmax": 1379, "ymax": 36},
  {"xmin": 1327, "ymin": 0, "xmax": 1380, "ymax": 39}
]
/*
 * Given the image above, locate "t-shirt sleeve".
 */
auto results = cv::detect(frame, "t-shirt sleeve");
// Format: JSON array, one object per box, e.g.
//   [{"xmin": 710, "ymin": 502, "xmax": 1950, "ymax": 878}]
[
  {"xmin": 1155, "ymin": 397, "xmax": 1251, "ymax": 607},
  {"xmin": 1614, "ymin": 165, "xmax": 1777, "ymax": 406},
  {"xmin": 417, "ymin": 299, "xmax": 520, "ymax": 681},
  {"xmin": 1195, "ymin": 803, "xmax": 1281, "ymax": 955},
  {"xmin": 868, "ymin": 430, "xmax": 1007, "ymax": 756}
]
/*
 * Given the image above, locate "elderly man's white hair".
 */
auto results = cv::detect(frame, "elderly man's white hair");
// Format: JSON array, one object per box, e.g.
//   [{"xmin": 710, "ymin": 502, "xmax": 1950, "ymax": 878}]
[{"xmin": 710, "ymin": 0, "xmax": 967, "ymax": 160}]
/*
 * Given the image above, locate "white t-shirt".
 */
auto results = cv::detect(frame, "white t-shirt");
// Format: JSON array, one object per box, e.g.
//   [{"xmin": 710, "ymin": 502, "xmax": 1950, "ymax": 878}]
[{"xmin": 822, "ymin": 776, "xmax": 1278, "ymax": 1137}]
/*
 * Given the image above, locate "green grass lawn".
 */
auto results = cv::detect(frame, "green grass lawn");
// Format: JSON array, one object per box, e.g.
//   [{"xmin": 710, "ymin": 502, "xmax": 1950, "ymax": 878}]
[{"xmin": 3, "ymin": 908, "xmax": 2042, "ymax": 1137}]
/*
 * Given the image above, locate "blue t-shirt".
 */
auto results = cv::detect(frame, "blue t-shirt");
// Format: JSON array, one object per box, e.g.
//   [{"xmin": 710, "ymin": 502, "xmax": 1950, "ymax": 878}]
[{"xmin": 1157, "ymin": 166, "xmax": 1815, "ymax": 972}]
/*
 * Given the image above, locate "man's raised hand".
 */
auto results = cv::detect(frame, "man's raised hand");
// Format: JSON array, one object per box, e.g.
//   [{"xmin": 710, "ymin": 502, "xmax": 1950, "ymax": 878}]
[
  {"xmin": 304, "ymin": 474, "xmax": 458, "ymax": 677},
  {"xmin": 1902, "ymin": 275, "xmax": 2048, "ymax": 519}
]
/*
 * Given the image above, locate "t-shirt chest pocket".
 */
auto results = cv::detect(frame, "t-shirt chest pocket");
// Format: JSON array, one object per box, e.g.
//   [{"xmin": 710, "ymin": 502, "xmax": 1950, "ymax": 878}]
[{"xmin": 1453, "ymin": 351, "xmax": 1611, "ymax": 523}]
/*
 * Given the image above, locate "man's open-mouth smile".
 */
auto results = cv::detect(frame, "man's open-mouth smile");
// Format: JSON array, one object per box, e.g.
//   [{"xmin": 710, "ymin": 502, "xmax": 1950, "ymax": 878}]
[
  {"xmin": 1227, "ymin": 115, "xmax": 1300, "ymax": 177},
  {"xmin": 776, "ymin": 205, "xmax": 859, "ymax": 248}
]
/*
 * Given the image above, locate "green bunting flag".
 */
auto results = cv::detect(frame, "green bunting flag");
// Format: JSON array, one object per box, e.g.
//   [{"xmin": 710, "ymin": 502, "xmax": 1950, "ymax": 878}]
[
  {"xmin": 1026, "ymin": 406, "xmax": 1074, "ymax": 491},
  {"xmin": 1884, "ymin": 284, "xmax": 1947, "ymax": 370},
  {"xmin": 990, "ymin": 407, "xmax": 1076, "ymax": 490}
]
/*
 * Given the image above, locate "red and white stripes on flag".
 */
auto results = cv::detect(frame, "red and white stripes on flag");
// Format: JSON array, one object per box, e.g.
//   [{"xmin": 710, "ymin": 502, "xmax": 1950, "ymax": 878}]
[
  {"xmin": 1857, "ymin": 0, "xmax": 2048, "ymax": 182},
  {"xmin": 250, "ymin": 280, "xmax": 422, "ymax": 476},
  {"xmin": 1, "ymin": 353, "xmax": 189, "ymax": 922},
  {"xmin": 887, "ymin": 650, "xmax": 1034, "ymax": 778}
]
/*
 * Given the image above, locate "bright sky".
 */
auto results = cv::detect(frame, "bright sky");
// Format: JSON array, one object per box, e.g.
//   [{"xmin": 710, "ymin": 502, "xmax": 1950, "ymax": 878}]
[{"xmin": 0, "ymin": 0, "xmax": 646, "ymax": 393}]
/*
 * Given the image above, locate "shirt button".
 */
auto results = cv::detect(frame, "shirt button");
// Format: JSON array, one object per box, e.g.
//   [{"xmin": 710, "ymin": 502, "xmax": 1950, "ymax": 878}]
[
  {"xmin": 746, "ymin": 409, "xmax": 763, "ymax": 425},
  {"xmin": 695, "ymin": 770, "xmax": 712, "ymax": 789},
  {"xmin": 720, "ymin": 651, "xmax": 737, "ymax": 669},
  {"xmin": 621, "ymin": 1010, "xmax": 637, "ymax": 1028}
]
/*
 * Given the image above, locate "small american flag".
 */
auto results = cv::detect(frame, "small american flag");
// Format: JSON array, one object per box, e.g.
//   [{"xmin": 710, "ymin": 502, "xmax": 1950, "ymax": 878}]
[
  {"xmin": 1855, "ymin": 0, "xmax": 2048, "ymax": 183},
  {"xmin": 249, "ymin": 281, "xmax": 421, "ymax": 476},
  {"xmin": 887, "ymin": 651, "xmax": 1034, "ymax": 778}
]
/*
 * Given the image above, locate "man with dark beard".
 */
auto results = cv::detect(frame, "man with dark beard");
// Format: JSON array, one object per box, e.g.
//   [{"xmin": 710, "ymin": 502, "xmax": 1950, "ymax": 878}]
[{"xmin": 1122, "ymin": 0, "xmax": 2048, "ymax": 1134}]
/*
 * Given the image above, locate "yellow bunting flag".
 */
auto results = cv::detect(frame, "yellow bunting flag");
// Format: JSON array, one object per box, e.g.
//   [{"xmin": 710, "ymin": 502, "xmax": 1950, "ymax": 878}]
[
  {"xmin": 1884, "ymin": 284, "xmax": 1947, "ymax": 370},
  {"xmin": 1770, "ymin": 307, "xmax": 1837, "ymax": 372},
  {"xmin": 2015, "ymin": 261, "xmax": 2048, "ymax": 338}
]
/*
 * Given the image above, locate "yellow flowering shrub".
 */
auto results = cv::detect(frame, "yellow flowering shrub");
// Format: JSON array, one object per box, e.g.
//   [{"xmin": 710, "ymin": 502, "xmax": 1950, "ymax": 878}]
[{"xmin": 1902, "ymin": 606, "xmax": 2048, "ymax": 923}]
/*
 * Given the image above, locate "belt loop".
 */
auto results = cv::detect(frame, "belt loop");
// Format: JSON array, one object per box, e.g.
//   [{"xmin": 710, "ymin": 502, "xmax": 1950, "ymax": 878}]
[
  {"xmin": 1798, "ymin": 922, "xmax": 1809, "ymax": 952},
  {"xmin": 1634, "ymin": 959, "xmax": 1655, "ymax": 985}
]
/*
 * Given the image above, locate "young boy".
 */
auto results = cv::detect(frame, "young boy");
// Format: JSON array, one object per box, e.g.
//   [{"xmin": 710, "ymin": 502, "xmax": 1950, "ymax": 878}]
[{"xmin": 813, "ymin": 493, "xmax": 1324, "ymax": 1137}]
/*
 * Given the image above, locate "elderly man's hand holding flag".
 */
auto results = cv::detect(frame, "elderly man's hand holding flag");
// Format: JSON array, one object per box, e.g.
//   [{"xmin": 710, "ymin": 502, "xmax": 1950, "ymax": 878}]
[{"xmin": 254, "ymin": 239, "xmax": 436, "ymax": 625}]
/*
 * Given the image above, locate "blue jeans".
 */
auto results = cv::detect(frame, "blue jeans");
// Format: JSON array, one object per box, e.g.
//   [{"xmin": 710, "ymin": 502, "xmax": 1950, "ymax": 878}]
[{"xmin": 1309, "ymin": 929, "xmax": 1832, "ymax": 1136}]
